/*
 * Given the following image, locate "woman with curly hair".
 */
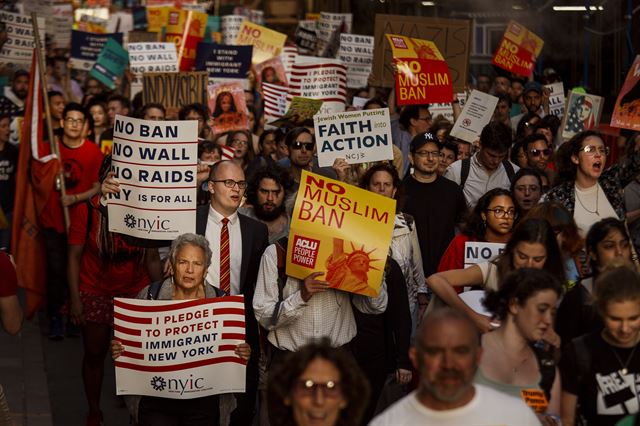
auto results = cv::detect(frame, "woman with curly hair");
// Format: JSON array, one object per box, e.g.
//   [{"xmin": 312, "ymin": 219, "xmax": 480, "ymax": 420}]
[{"xmin": 267, "ymin": 339, "xmax": 370, "ymax": 426}]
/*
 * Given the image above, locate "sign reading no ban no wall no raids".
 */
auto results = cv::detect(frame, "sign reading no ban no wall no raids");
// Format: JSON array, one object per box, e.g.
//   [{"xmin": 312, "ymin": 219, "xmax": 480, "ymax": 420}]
[{"xmin": 107, "ymin": 115, "xmax": 198, "ymax": 240}]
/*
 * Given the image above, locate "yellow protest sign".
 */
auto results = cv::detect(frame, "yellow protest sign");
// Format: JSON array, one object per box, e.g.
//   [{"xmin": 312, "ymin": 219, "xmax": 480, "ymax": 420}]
[
  {"xmin": 146, "ymin": 6, "xmax": 169, "ymax": 33},
  {"xmin": 287, "ymin": 171, "xmax": 395, "ymax": 296},
  {"xmin": 235, "ymin": 21, "xmax": 286, "ymax": 64}
]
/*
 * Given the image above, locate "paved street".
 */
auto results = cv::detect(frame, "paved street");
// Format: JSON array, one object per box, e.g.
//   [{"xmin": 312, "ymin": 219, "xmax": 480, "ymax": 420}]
[{"xmin": 1, "ymin": 314, "xmax": 129, "ymax": 426}]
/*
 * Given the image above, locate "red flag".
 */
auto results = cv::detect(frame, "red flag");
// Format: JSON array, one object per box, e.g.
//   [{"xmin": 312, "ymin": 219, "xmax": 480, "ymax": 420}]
[{"xmin": 11, "ymin": 53, "xmax": 60, "ymax": 318}]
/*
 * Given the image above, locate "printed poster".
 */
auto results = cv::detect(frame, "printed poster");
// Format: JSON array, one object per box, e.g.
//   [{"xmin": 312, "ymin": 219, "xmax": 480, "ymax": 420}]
[
  {"xmin": 221, "ymin": 15, "xmax": 245, "ymax": 45},
  {"xmin": 338, "ymin": 34, "xmax": 374, "ymax": 89},
  {"xmin": 287, "ymin": 171, "xmax": 395, "ymax": 297},
  {"xmin": 262, "ymin": 82, "xmax": 289, "ymax": 127},
  {"xmin": 314, "ymin": 108, "xmax": 393, "ymax": 167},
  {"xmin": 70, "ymin": 31, "xmax": 124, "ymax": 71},
  {"xmin": 146, "ymin": 6, "xmax": 169, "ymax": 33},
  {"xmin": 463, "ymin": 242, "xmax": 505, "ymax": 268},
  {"xmin": 89, "ymin": 38, "xmax": 128, "ymax": 90},
  {"xmin": 255, "ymin": 56, "xmax": 288, "ymax": 90},
  {"xmin": 611, "ymin": 55, "xmax": 640, "ymax": 131},
  {"xmin": 268, "ymin": 96, "xmax": 323, "ymax": 129},
  {"xmin": 295, "ymin": 26, "xmax": 317, "ymax": 55},
  {"xmin": 386, "ymin": 34, "xmax": 453, "ymax": 105},
  {"xmin": 165, "ymin": 8, "xmax": 208, "ymax": 71},
  {"xmin": 51, "ymin": 3, "xmax": 73, "ymax": 49},
  {"xmin": 288, "ymin": 56, "xmax": 347, "ymax": 115},
  {"xmin": 491, "ymin": 20, "xmax": 544, "ymax": 78},
  {"xmin": 545, "ymin": 82, "xmax": 565, "ymax": 119},
  {"xmin": 129, "ymin": 43, "xmax": 179, "ymax": 98},
  {"xmin": 0, "ymin": 11, "xmax": 45, "ymax": 68},
  {"xmin": 114, "ymin": 296, "xmax": 247, "ymax": 398},
  {"xmin": 235, "ymin": 21, "xmax": 286, "ymax": 65},
  {"xmin": 108, "ymin": 116, "xmax": 198, "ymax": 240},
  {"xmin": 561, "ymin": 91, "xmax": 604, "ymax": 140},
  {"xmin": 316, "ymin": 12, "xmax": 352, "ymax": 58},
  {"xmin": 450, "ymin": 90, "xmax": 499, "ymax": 143},
  {"xmin": 195, "ymin": 43, "xmax": 252, "ymax": 83},
  {"xmin": 207, "ymin": 82, "xmax": 249, "ymax": 134}
]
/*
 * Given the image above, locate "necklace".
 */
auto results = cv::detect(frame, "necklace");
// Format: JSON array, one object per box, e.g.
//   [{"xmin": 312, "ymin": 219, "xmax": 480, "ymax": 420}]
[
  {"xmin": 495, "ymin": 333, "xmax": 531, "ymax": 374},
  {"xmin": 610, "ymin": 342, "xmax": 639, "ymax": 375},
  {"xmin": 575, "ymin": 184, "xmax": 599, "ymax": 215}
]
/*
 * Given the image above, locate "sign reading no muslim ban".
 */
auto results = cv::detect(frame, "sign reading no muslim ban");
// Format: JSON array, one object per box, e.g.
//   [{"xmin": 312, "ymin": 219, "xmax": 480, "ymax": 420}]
[
  {"xmin": 463, "ymin": 242, "xmax": 506, "ymax": 268},
  {"xmin": 107, "ymin": 116, "xmax": 198, "ymax": 240},
  {"xmin": 114, "ymin": 296, "xmax": 247, "ymax": 398},
  {"xmin": 491, "ymin": 20, "xmax": 544, "ymax": 78},
  {"xmin": 0, "ymin": 11, "xmax": 45, "ymax": 67},
  {"xmin": 287, "ymin": 171, "xmax": 395, "ymax": 297},
  {"xmin": 314, "ymin": 108, "xmax": 392, "ymax": 167},
  {"xmin": 450, "ymin": 90, "xmax": 499, "ymax": 143}
]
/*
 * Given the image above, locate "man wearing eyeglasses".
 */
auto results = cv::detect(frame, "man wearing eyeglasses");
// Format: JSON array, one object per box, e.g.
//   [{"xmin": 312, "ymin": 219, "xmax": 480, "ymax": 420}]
[
  {"xmin": 39, "ymin": 103, "xmax": 104, "ymax": 339},
  {"xmin": 195, "ymin": 159, "xmax": 269, "ymax": 425}
]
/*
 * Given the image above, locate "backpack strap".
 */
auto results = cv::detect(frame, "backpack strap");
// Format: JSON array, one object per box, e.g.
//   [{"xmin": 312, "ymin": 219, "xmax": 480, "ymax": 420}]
[
  {"xmin": 270, "ymin": 237, "xmax": 289, "ymax": 327},
  {"xmin": 460, "ymin": 158, "xmax": 471, "ymax": 188},
  {"xmin": 146, "ymin": 280, "xmax": 164, "ymax": 300},
  {"xmin": 502, "ymin": 159, "xmax": 516, "ymax": 184}
]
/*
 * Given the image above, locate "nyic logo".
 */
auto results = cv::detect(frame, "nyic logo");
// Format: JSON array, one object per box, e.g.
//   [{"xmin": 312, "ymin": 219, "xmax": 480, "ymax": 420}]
[
  {"xmin": 149, "ymin": 374, "xmax": 206, "ymax": 395},
  {"xmin": 122, "ymin": 214, "xmax": 171, "ymax": 233}
]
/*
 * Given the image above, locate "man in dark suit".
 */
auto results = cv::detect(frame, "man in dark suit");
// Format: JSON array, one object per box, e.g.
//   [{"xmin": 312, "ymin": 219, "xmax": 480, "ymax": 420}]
[{"xmin": 195, "ymin": 160, "xmax": 268, "ymax": 426}]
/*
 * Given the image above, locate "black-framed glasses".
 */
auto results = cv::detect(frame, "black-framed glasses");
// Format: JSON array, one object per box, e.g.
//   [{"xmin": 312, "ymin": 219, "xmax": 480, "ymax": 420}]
[
  {"xmin": 529, "ymin": 148, "xmax": 552, "ymax": 157},
  {"xmin": 294, "ymin": 379, "xmax": 342, "ymax": 398},
  {"xmin": 64, "ymin": 117, "xmax": 85, "ymax": 126},
  {"xmin": 486, "ymin": 208, "xmax": 517, "ymax": 219},
  {"xmin": 290, "ymin": 141, "xmax": 315, "ymax": 151},
  {"xmin": 413, "ymin": 150, "xmax": 440, "ymax": 158},
  {"xmin": 212, "ymin": 179, "xmax": 248, "ymax": 189},
  {"xmin": 580, "ymin": 145, "xmax": 609, "ymax": 156}
]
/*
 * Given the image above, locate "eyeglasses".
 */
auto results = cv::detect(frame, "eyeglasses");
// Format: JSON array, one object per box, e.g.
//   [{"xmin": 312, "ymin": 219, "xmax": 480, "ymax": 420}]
[
  {"xmin": 417, "ymin": 116, "xmax": 433, "ymax": 122},
  {"xmin": 65, "ymin": 117, "xmax": 85, "ymax": 126},
  {"xmin": 580, "ymin": 145, "xmax": 609, "ymax": 156},
  {"xmin": 294, "ymin": 379, "xmax": 342, "ymax": 398},
  {"xmin": 212, "ymin": 179, "xmax": 248, "ymax": 189},
  {"xmin": 230, "ymin": 139, "xmax": 248, "ymax": 146},
  {"xmin": 486, "ymin": 208, "xmax": 517, "ymax": 219},
  {"xmin": 515, "ymin": 185, "xmax": 540, "ymax": 193},
  {"xmin": 290, "ymin": 141, "xmax": 315, "ymax": 151},
  {"xmin": 529, "ymin": 148, "xmax": 552, "ymax": 157},
  {"xmin": 413, "ymin": 150, "xmax": 440, "ymax": 159}
]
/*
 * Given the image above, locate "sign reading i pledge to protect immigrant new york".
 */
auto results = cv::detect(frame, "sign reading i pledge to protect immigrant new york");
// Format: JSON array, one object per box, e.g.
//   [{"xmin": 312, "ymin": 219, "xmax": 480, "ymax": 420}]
[
  {"xmin": 108, "ymin": 116, "xmax": 198, "ymax": 240},
  {"xmin": 314, "ymin": 108, "xmax": 393, "ymax": 167},
  {"xmin": 287, "ymin": 171, "xmax": 395, "ymax": 297},
  {"xmin": 114, "ymin": 296, "xmax": 247, "ymax": 399}
]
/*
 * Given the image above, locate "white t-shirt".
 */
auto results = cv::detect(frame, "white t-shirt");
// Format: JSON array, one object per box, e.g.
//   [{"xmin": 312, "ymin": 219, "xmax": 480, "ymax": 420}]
[
  {"xmin": 573, "ymin": 183, "xmax": 617, "ymax": 236},
  {"xmin": 477, "ymin": 261, "xmax": 499, "ymax": 291},
  {"xmin": 369, "ymin": 386, "xmax": 541, "ymax": 426}
]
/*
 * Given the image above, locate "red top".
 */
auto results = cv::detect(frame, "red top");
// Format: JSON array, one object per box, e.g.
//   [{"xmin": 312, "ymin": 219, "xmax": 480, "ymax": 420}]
[
  {"xmin": 0, "ymin": 252, "xmax": 17, "ymax": 297},
  {"xmin": 68, "ymin": 200, "xmax": 150, "ymax": 296},
  {"xmin": 40, "ymin": 139, "xmax": 104, "ymax": 233},
  {"xmin": 437, "ymin": 234, "xmax": 478, "ymax": 273}
]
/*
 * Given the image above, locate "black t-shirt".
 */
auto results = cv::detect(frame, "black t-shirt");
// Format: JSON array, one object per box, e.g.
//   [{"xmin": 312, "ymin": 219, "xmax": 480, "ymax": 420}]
[
  {"xmin": 561, "ymin": 332, "xmax": 640, "ymax": 426},
  {"xmin": 555, "ymin": 280, "xmax": 603, "ymax": 349},
  {"xmin": 401, "ymin": 175, "xmax": 467, "ymax": 277},
  {"xmin": 0, "ymin": 142, "xmax": 18, "ymax": 213}
]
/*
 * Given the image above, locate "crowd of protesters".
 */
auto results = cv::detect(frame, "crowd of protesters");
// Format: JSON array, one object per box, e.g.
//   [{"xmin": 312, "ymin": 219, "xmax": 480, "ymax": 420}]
[{"xmin": 1, "ymin": 4, "xmax": 640, "ymax": 426}]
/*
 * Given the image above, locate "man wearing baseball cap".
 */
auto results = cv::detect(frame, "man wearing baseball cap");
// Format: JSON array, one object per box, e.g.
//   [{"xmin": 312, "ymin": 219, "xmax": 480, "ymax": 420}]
[{"xmin": 510, "ymin": 80, "xmax": 549, "ymax": 129}]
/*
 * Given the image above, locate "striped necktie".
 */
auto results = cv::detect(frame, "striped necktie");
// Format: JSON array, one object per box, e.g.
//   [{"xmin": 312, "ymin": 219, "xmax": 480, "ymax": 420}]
[{"xmin": 220, "ymin": 217, "xmax": 230, "ymax": 295}]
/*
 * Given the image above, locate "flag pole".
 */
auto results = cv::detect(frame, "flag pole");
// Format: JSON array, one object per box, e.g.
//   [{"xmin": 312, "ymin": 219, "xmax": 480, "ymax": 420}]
[{"xmin": 30, "ymin": 13, "xmax": 70, "ymax": 231}]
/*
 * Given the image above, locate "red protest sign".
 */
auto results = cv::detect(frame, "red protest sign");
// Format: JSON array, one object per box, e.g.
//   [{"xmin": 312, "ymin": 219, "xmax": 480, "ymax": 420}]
[{"xmin": 491, "ymin": 21, "xmax": 543, "ymax": 78}]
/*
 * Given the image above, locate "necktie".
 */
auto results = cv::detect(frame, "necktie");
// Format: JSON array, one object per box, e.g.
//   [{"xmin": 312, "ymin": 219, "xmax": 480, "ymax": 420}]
[{"xmin": 220, "ymin": 218, "xmax": 230, "ymax": 295}]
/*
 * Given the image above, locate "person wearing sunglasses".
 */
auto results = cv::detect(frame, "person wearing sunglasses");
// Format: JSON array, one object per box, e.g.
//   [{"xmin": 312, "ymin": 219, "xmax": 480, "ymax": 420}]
[
  {"xmin": 524, "ymin": 133, "xmax": 556, "ymax": 183},
  {"xmin": 279, "ymin": 127, "xmax": 337, "ymax": 190},
  {"xmin": 545, "ymin": 130, "xmax": 640, "ymax": 236}
]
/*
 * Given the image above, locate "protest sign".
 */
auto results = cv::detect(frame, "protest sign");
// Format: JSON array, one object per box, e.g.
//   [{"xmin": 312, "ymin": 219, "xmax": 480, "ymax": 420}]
[
  {"xmin": 386, "ymin": 34, "xmax": 453, "ymax": 105},
  {"xmin": 108, "ymin": 116, "xmax": 198, "ymax": 240},
  {"xmin": 255, "ymin": 57, "xmax": 288, "ymax": 89},
  {"xmin": 235, "ymin": 21, "xmax": 286, "ymax": 65},
  {"xmin": 0, "ymin": 11, "xmax": 45, "ymax": 68},
  {"xmin": 287, "ymin": 171, "xmax": 395, "ymax": 297},
  {"xmin": 352, "ymin": 96, "xmax": 368, "ymax": 110},
  {"xmin": 221, "ymin": 15, "xmax": 245, "ymax": 45},
  {"xmin": 373, "ymin": 15, "xmax": 470, "ymax": 93},
  {"xmin": 611, "ymin": 55, "xmax": 640, "ymax": 131},
  {"xmin": 89, "ymin": 38, "xmax": 128, "ymax": 90},
  {"xmin": 428, "ymin": 103, "xmax": 454, "ymax": 122},
  {"xmin": 128, "ymin": 31, "xmax": 160, "ymax": 43},
  {"xmin": 70, "ymin": 31, "xmax": 123, "ymax": 71},
  {"xmin": 165, "ymin": 8, "xmax": 208, "ymax": 71},
  {"xmin": 450, "ymin": 90, "xmax": 499, "ymax": 143},
  {"xmin": 314, "ymin": 108, "xmax": 393, "ymax": 167},
  {"xmin": 316, "ymin": 12, "xmax": 352, "ymax": 57},
  {"xmin": 267, "ymin": 97, "xmax": 323, "ymax": 129},
  {"xmin": 280, "ymin": 45, "xmax": 298, "ymax": 77},
  {"xmin": 114, "ymin": 295, "xmax": 247, "ymax": 398},
  {"xmin": 262, "ymin": 82, "xmax": 289, "ymax": 126},
  {"xmin": 546, "ymin": 82, "xmax": 565, "ymax": 119},
  {"xmin": 463, "ymin": 242, "xmax": 506, "ymax": 268},
  {"xmin": 195, "ymin": 43, "xmax": 252, "ymax": 84},
  {"xmin": 107, "ymin": 11, "xmax": 134, "ymax": 36},
  {"xmin": 492, "ymin": 21, "xmax": 544, "ymax": 78},
  {"xmin": 129, "ymin": 43, "xmax": 178, "ymax": 98},
  {"xmin": 561, "ymin": 91, "xmax": 604, "ymax": 140},
  {"xmin": 208, "ymin": 82, "xmax": 250, "ymax": 134},
  {"xmin": 146, "ymin": 6, "xmax": 169, "ymax": 33},
  {"xmin": 142, "ymin": 72, "xmax": 208, "ymax": 119},
  {"xmin": 288, "ymin": 56, "xmax": 347, "ymax": 115},
  {"xmin": 295, "ymin": 26, "xmax": 317, "ymax": 55},
  {"xmin": 132, "ymin": 6, "xmax": 148, "ymax": 30},
  {"xmin": 51, "ymin": 4, "xmax": 73, "ymax": 49},
  {"xmin": 338, "ymin": 34, "xmax": 374, "ymax": 89}
]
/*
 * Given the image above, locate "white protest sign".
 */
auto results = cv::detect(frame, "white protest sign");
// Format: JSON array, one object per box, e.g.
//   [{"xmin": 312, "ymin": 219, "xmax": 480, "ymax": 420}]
[
  {"xmin": 428, "ymin": 103, "xmax": 455, "ymax": 122},
  {"xmin": 315, "ymin": 108, "xmax": 393, "ymax": 167},
  {"xmin": 450, "ymin": 90, "xmax": 499, "ymax": 143},
  {"xmin": 108, "ymin": 116, "xmax": 198, "ymax": 240},
  {"xmin": 352, "ymin": 96, "xmax": 368, "ymax": 109},
  {"xmin": 51, "ymin": 4, "xmax": 73, "ymax": 49},
  {"xmin": 0, "ymin": 11, "xmax": 45, "ymax": 67},
  {"xmin": 463, "ymin": 241, "xmax": 506, "ymax": 268},
  {"xmin": 546, "ymin": 82, "xmax": 565, "ymax": 119},
  {"xmin": 338, "ymin": 34, "xmax": 374, "ymax": 89},
  {"xmin": 114, "ymin": 295, "xmax": 247, "ymax": 399},
  {"xmin": 221, "ymin": 15, "xmax": 245, "ymax": 45},
  {"xmin": 128, "ymin": 43, "xmax": 179, "ymax": 98},
  {"xmin": 288, "ymin": 55, "xmax": 347, "ymax": 115}
]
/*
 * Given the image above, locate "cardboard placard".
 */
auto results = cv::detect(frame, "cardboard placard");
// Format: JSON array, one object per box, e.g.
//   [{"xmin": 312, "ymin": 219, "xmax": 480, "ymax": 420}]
[
  {"xmin": 373, "ymin": 14, "xmax": 471, "ymax": 93},
  {"xmin": 114, "ymin": 295, "xmax": 247, "ymax": 399},
  {"xmin": 314, "ymin": 108, "xmax": 393, "ymax": 167},
  {"xmin": 450, "ymin": 90, "xmax": 498, "ymax": 143},
  {"xmin": 89, "ymin": 38, "xmax": 128, "ymax": 90},
  {"xmin": 235, "ymin": 21, "xmax": 286, "ymax": 65},
  {"xmin": 70, "ymin": 31, "xmax": 124, "ymax": 71},
  {"xmin": 0, "ymin": 11, "xmax": 45, "ymax": 68},
  {"xmin": 107, "ymin": 116, "xmax": 198, "ymax": 240},
  {"xmin": 561, "ymin": 90, "xmax": 604, "ymax": 141},
  {"xmin": 492, "ymin": 21, "xmax": 543, "ymax": 78},
  {"xmin": 142, "ymin": 72, "xmax": 208, "ymax": 119},
  {"xmin": 338, "ymin": 34, "xmax": 374, "ymax": 89},
  {"xmin": 128, "ymin": 31, "xmax": 160, "ymax": 43},
  {"xmin": 207, "ymin": 82, "xmax": 250, "ymax": 134},
  {"xmin": 611, "ymin": 55, "xmax": 640, "ymax": 131},
  {"xmin": 287, "ymin": 171, "xmax": 395, "ymax": 296}
]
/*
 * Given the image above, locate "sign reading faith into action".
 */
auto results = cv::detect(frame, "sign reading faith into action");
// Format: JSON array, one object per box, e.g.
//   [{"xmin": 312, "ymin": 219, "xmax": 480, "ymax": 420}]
[
  {"xmin": 287, "ymin": 171, "xmax": 395, "ymax": 297},
  {"xmin": 314, "ymin": 108, "xmax": 392, "ymax": 167},
  {"xmin": 114, "ymin": 295, "xmax": 247, "ymax": 399},
  {"xmin": 492, "ymin": 21, "xmax": 543, "ymax": 78},
  {"xmin": 108, "ymin": 116, "xmax": 198, "ymax": 240}
]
